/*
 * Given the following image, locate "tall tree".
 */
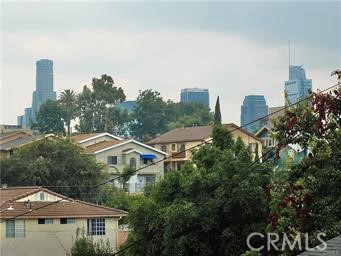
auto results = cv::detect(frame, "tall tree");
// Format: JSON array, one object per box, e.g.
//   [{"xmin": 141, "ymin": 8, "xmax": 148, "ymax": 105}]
[
  {"xmin": 32, "ymin": 100, "xmax": 66, "ymax": 135},
  {"xmin": 214, "ymin": 96, "xmax": 222, "ymax": 126},
  {"xmin": 76, "ymin": 75, "xmax": 127, "ymax": 134},
  {"xmin": 0, "ymin": 138, "xmax": 107, "ymax": 200},
  {"xmin": 130, "ymin": 89, "xmax": 168, "ymax": 141},
  {"xmin": 122, "ymin": 122, "xmax": 272, "ymax": 255},
  {"xmin": 268, "ymin": 87, "xmax": 341, "ymax": 255},
  {"xmin": 59, "ymin": 89, "xmax": 78, "ymax": 136}
]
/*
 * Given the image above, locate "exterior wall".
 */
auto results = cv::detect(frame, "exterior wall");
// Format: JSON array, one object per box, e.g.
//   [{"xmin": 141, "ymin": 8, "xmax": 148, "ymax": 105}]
[
  {"xmin": 0, "ymin": 217, "xmax": 119, "ymax": 256},
  {"xmin": 16, "ymin": 192, "xmax": 63, "ymax": 202},
  {"xmin": 79, "ymin": 135, "xmax": 119, "ymax": 148}
]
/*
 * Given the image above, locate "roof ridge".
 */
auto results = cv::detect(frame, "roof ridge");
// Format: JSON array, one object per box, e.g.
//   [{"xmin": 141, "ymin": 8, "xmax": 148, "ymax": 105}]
[{"xmin": 73, "ymin": 199, "xmax": 128, "ymax": 215}]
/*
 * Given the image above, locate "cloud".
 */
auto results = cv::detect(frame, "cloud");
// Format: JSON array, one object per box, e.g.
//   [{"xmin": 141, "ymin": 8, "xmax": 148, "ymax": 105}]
[{"xmin": 2, "ymin": 28, "xmax": 337, "ymax": 125}]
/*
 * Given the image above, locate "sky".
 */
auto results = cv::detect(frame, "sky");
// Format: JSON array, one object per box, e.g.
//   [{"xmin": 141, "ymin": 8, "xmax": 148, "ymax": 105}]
[{"xmin": 1, "ymin": 1, "xmax": 340, "ymax": 125}]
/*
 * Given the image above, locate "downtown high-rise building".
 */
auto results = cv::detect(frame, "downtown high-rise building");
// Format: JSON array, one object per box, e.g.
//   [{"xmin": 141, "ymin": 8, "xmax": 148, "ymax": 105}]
[
  {"xmin": 180, "ymin": 88, "xmax": 209, "ymax": 108},
  {"xmin": 284, "ymin": 65, "xmax": 312, "ymax": 104},
  {"xmin": 240, "ymin": 95, "xmax": 269, "ymax": 133},
  {"xmin": 17, "ymin": 59, "xmax": 56, "ymax": 128}
]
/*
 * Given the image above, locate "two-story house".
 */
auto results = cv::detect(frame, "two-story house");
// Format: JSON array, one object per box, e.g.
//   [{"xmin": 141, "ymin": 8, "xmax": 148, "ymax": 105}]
[
  {"xmin": 71, "ymin": 133, "xmax": 167, "ymax": 193},
  {"xmin": 0, "ymin": 186, "xmax": 127, "ymax": 256},
  {"xmin": 147, "ymin": 123, "xmax": 263, "ymax": 171}
]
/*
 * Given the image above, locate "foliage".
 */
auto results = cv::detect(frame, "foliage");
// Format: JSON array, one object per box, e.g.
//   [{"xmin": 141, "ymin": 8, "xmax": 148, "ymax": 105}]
[
  {"xmin": 0, "ymin": 138, "xmax": 107, "ymax": 200},
  {"xmin": 32, "ymin": 99, "xmax": 66, "ymax": 135},
  {"xmin": 214, "ymin": 96, "xmax": 222, "ymax": 126},
  {"xmin": 131, "ymin": 89, "xmax": 213, "ymax": 141},
  {"xmin": 59, "ymin": 89, "xmax": 78, "ymax": 136},
  {"xmin": 269, "ymin": 88, "xmax": 341, "ymax": 255},
  {"xmin": 76, "ymin": 74, "xmax": 129, "ymax": 134},
  {"xmin": 120, "ymin": 125, "xmax": 272, "ymax": 255},
  {"xmin": 68, "ymin": 228, "xmax": 114, "ymax": 256}
]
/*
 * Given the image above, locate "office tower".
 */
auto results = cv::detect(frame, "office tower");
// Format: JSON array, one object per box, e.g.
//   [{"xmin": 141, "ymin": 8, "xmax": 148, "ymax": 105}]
[
  {"xmin": 17, "ymin": 59, "xmax": 56, "ymax": 128},
  {"xmin": 180, "ymin": 88, "xmax": 209, "ymax": 108},
  {"xmin": 241, "ymin": 95, "xmax": 269, "ymax": 133},
  {"xmin": 284, "ymin": 65, "xmax": 312, "ymax": 104}
]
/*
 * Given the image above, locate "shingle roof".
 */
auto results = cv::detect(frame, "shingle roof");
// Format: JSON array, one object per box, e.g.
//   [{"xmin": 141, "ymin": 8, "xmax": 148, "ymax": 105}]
[
  {"xmin": 0, "ymin": 187, "xmax": 127, "ymax": 219},
  {"xmin": 0, "ymin": 134, "xmax": 45, "ymax": 150},
  {"xmin": 298, "ymin": 235, "xmax": 341, "ymax": 255},
  {"xmin": 70, "ymin": 133, "xmax": 104, "ymax": 143},
  {"xmin": 84, "ymin": 140, "xmax": 127, "ymax": 153},
  {"xmin": 0, "ymin": 131, "xmax": 32, "ymax": 144},
  {"xmin": 147, "ymin": 123, "xmax": 262, "ymax": 144}
]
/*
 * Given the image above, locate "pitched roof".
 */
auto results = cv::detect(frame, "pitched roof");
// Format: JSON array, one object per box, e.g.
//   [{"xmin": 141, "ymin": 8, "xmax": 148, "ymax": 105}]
[
  {"xmin": 298, "ymin": 235, "xmax": 341, "ymax": 255},
  {"xmin": 0, "ymin": 134, "xmax": 45, "ymax": 150},
  {"xmin": 147, "ymin": 123, "xmax": 262, "ymax": 144},
  {"xmin": 85, "ymin": 140, "xmax": 127, "ymax": 153},
  {"xmin": 0, "ymin": 187, "xmax": 127, "ymax": 219},
  {"xmin": 84, "ymin": 139, "xmax": 167, "ymax": 155},
  {"xmin": 0, "ymin": 131, "xmax": 32, "ymax": 144},
  {"xmin": 71, "ymin": 133, "xmax": 122, "ymax": 143}
]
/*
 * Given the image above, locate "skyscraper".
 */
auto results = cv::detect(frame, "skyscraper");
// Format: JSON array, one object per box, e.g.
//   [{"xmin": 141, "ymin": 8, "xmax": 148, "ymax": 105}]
[
  {"xmin": 284, "ymin": 65, "xmax": 312, "ymax": 104},
  {"xmin": 241, "ymin": 95, "xmax": 269, "ymax": 133},
  {"xmin": 180, "ymin": 88, "xmax": 209, "ymax": 108},
  {"xmin": 18, "ymin": 59, "xmax": 56, "ymax": 128}
]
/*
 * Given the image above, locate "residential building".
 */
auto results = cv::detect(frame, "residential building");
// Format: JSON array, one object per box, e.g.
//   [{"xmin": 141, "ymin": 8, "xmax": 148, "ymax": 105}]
[
  {"xmin": 240, "ymin": 95, "xmax": 269, "ymax": 133},
  {"xmin": 180, "ymin": 88, "xmax": 209, "ymax": 108},
  {"xmin": 147, "ymin": 123, "xmax": 263, "ymax": 171},
  {"xmin": 17, "ymin": 59, "xmax": 57, "ymax": 128},
  {"xmin": 0, "ymin": 186, "xmax": 127, "ymax": 256},
  {"xmin": 284, "ymin": 65, "xmax": 312, "ymax": 105},
  {"xmin": 71, "ymin": 133, "xmax": 167, "ymax": 193},
  {"xmin": 0, "ymin": 132, "xmax": 54, "ymax": 158}
]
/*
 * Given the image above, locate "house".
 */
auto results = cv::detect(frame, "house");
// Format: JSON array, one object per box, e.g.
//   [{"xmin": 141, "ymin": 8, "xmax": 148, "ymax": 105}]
[
  {"xmin": 72, "ymin": 133, "xmax": 167, "ymax": 193},
  {"xmin": 147, "ymin": 123, "xmax": 263, "ymax": 171},
  {"xmin": 0, "ymin": 133, "xmax": 55, "ymax": 158},
  {"xmin": 0, "ymin": 186, "xmax": 127, "ymax": 256}
]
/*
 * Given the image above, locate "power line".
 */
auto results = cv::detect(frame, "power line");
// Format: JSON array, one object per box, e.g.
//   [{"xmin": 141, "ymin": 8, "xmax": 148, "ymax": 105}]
[{"xmin": 1, "ymin": 84, "xmax": 338, "ymax": 227}]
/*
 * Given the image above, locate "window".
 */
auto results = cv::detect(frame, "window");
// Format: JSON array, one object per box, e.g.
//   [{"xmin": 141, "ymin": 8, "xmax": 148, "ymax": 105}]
[
  {"xmin": 39, "ymin": 192, "xmax": 45, "ymax": 201},
  {"xmin": 60, "ymin": 218, "xmax": 75, "ymax": 224},
  {"xmin": 6, "ymin": 220, "xmax": 25, "ymax": 238},
  {"xmin": 107, "ymin": 156, "xmax": 117, "ymax": 165},
  {"xmin": 130, "ymin": 158, "xmax": 136, "ymax": 170},
  {"xmin": 143, "ymin": 158, "xmax": 153, "ymax": 165},
  {"xmin": 171, "ymin": 144, "xmax": 176, "ymax": 151},
  {"xmin": 161, "ymin": 145, "xmax": 168, "ymax": 153},
  {"xmin": 38, "ymin": 218, "xmax": 53, "ymax": 224},
  {"xmin": 178, "ymin": 144, "xmax": 185, "ymax": 152},
  {"xmin": 87, "ymin": 218, "xmax": 105, "ymax": 236}
]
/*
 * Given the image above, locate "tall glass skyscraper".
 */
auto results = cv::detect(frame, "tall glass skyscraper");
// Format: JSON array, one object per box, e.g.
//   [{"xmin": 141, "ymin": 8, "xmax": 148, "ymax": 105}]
[
  {"xmin": 284, "ymin": 65, "xmax": 312, "ymax": 104},
  {"xmin": 180, "ymin": 88, "xmax": 209, "ymax": 108},
  {"xmin": 18, "ymin": 59, "xmax": 56, "ymax": 128},
  {"xmin": 240, "ymin": 95, "xmax": 268, "ymax": 133}
]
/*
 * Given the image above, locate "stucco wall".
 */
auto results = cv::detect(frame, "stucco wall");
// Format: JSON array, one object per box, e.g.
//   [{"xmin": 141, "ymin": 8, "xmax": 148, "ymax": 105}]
[{"xmin": 0, "ymin": 217, "xmax": 119, "ymax": 256}]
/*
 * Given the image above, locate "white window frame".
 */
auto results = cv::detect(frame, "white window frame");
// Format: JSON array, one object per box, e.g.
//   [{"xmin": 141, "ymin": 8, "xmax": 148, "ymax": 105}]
[
  {"xmin": 88, "ymin": 218, "xmax": 105, "ymax": 236},
  {"xmin": 6, "ymin": 220, "xmax": 25, "ymax": 238}
]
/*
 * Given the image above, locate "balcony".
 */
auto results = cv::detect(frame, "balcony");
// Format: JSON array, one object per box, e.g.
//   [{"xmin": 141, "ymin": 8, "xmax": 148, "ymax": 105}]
[{"xmin": 171, "ymin": 151, "xmax": 186, "ymax": 159}]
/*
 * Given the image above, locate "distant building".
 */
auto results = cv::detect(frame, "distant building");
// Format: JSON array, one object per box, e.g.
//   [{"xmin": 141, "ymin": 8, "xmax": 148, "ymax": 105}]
[
  {"xmin": 180, "ymin": 88, "xmax": 209, "ymax": 108},
  {"xmin": 240, "ymin": 95, "xmax": 269, "ymax": 133},
  {"xmin": 284, "ymin": 65, "xmax": 312, "ymax": 104},
  {"xmin": 17, "ymin": 59, "xmax": 57, "ymax": 128}
]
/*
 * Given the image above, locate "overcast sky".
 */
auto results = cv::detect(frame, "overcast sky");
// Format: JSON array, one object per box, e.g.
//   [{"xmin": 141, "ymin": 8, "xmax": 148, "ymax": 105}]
[{"xmin": 1, "ymin": 1, "xmax": 340, "ymax": 125}]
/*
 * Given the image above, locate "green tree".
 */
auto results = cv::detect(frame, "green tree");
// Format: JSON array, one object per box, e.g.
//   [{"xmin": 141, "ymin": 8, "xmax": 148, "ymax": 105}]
[
  {"xmin": 0, "ymin": 138, "xmax": 107, "ymax": 200},
  {"xmin": 268, "ymin": 87, "xmax": 341, "ymax": 255},
  {"xmin": 130, "ymin": 89, "xmax": 168, "ymax": 141},
  {"xmin": 76, "ymin": 74, "xmax": 127, "ymax": 134},
  {"xmin": 121, "ymin": 123, "xmax": 272, "ymax": 255},
  {"xmin": 69, "ymin": 228, "xmax": 114, "ymax": 256},
  {"xmin": 32, "ymin": 100, "xmax": 66, "ymax": 135},
  {"xmin": 59, "ymin": 89, "xmax": 78, "ymax": 136},
  {"xmin": 214, "ymin": 96, "xmax": 222, "ymax": 126}
]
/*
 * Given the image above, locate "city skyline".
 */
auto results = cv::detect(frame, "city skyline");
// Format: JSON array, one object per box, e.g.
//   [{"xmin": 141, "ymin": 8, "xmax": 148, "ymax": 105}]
[{"xmin": 1, "ymin": 1, "xmax": 340, "ymax": 125}]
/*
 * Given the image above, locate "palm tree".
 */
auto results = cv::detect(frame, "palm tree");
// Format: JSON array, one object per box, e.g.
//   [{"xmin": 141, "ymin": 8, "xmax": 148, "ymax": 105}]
[{"xmin": 59, "ymin": 89, "xmax": 77, "ymax": 136}]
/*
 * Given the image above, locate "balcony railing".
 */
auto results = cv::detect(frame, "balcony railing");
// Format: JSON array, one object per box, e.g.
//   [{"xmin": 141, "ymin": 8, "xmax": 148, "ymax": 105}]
[{"xmin": 171, "ymin": 151, "xmax": 186, "ymax": 159}]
